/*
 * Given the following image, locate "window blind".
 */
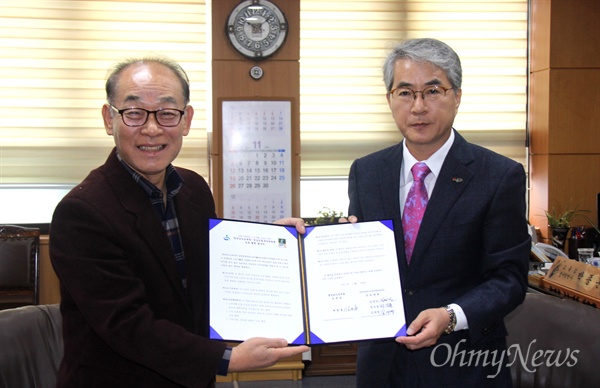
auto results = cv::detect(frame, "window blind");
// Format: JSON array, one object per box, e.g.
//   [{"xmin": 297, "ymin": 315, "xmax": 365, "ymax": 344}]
[
  {"xmin": 299, "ymin": 0, "xmax": 528, "ymax": 176},
  {"xmin": 1, "ymin": 0, "xmax": 528, "ymax": 184},
  {"xmin": 0, "ymin": 0, "xmax": 208, "ymax": 184}
]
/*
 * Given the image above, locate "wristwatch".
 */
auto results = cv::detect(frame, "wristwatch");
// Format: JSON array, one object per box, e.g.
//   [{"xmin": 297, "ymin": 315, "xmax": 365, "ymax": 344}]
[
  {"xmin": 444, "ymin": 305, "xmax": 457, "ymax": 334},
  {"xmin": 226, "ymin": 0, "xmax": 288, "ymax": 60}
]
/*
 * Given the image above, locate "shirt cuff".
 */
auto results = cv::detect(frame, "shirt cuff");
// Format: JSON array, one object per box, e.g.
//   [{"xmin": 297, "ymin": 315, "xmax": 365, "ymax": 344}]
[
  {"xmin": 449, "ymin": 303, "xmax": 468, "ymax": 331},
  {"xmin": 216, "ymin": 347, "xmax": 232, "ymax": 376}
]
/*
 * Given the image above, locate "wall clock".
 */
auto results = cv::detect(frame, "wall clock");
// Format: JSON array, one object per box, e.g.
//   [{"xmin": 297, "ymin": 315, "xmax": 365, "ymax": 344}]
[{"xmin": 226, "ymin": 0, "xmax": 288, "ymax": 60}]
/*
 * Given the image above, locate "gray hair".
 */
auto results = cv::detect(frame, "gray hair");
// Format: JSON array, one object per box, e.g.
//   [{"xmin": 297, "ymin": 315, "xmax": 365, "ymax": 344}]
[
  {"xmin": 382, "ymin": 38, "xmax": 462, "ymax": 92},
  {"xmin": 105, "ymin": 56, "xmax": 190, "ymax": 105}
]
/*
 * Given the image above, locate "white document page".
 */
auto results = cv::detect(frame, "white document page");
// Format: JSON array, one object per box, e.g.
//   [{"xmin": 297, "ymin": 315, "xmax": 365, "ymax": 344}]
[
  {"xmin": 209, "ymin": 219, "xmax": 305, "ymax": 343},
  {"xmin": 303, "ymin": 221, "xmax": 405, "ymax": 343}
]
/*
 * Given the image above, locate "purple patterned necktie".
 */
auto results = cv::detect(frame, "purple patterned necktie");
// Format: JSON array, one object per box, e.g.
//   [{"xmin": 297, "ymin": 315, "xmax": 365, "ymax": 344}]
[{"xmin": 402, "ymin": 162, "xmax": 431, "ymax": 264}]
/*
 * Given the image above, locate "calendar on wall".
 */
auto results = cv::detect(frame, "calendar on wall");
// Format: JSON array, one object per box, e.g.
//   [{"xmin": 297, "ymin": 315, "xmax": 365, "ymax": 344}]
[{"xmin": 221, "ymin": 100, "xmax": 292, "ymax": 223}]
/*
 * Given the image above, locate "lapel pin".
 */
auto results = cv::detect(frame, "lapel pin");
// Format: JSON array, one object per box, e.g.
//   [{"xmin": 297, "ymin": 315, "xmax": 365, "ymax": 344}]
[{"xmin": 452, "ymin": 177, "xmax": 463, "ymax": 183}]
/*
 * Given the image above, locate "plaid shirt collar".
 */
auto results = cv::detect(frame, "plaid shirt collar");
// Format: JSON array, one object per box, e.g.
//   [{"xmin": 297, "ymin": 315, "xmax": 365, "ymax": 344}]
[{"xmin": 116, "ymin": 152, "xmax": 184, "ymax": 199}]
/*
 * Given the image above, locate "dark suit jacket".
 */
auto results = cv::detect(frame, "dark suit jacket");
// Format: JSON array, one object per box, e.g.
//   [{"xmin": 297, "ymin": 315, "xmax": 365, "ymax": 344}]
[
  {"xmin": 349, "ymin": 131, "xmax": 531, "ymax": 387},
  {"xmin": 50, "ymin": 148, "xmax": 227, "ymax": 388}
]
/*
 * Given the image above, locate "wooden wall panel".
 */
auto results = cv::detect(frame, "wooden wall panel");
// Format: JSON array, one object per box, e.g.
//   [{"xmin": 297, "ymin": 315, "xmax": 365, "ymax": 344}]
[
  {"xmin": 548, "ymin": 0, "xmax": 600, "ymax": 69},
  {"xmin": 211, "ymin": 0, "xmax": 301, "ymax": 217},
  {"xmin": 210, "ymin": 5, "xmax": 304, "ymax": 379},
  {"xmin": 531, "ymin": 0, "xmax": 600, "ymax": 71},
  {"xmin": 548, "ymin": 69, "xmax": 600, "ymax": 154},
  {"xmin": 529, "ymin": 0, "xmax": 550, "ymax": 72},
  {"xmin": 212, "ymin": 60, "xmax": 300, "ymax": 98},
  {"xmin": 528, "ymin": 154, "xmax": 549, "ymax": 235},
  {"xmin": 529, "ymin": 70, "xmax": 550, "ymax": 155},
  {"xmin": 528, "ymin": 0, "xmax": 600, "ymax": 239}
]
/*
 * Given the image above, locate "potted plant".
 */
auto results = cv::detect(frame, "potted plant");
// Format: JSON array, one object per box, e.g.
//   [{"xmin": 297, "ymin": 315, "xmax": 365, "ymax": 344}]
[
  {"xmin": 308, "ymin": 207, "xmax": 345, "ymax": 225},
  {"xmin": 544, "ymin": 201, "xmax": 590, "ymax": 250}
]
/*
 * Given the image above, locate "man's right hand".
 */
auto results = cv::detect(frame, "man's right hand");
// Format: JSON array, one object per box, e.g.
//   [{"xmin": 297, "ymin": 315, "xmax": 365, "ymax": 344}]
[
  {"xmin": 338, "ymin": 215, "xmax": 358, "ymax": 224},
  {"xmin": 228, "ymin": 337, "xmax": 309, "ymax": 372}
]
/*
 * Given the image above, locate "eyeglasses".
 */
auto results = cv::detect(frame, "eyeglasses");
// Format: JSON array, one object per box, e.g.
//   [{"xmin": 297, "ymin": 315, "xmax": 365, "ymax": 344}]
[
  {"xmin": 109, "ymin": 105, "xmax": 185, "ymax": 127},
  {"xmin": 388, "ymin": 85, "xmax": 452, "ymax": 102}
]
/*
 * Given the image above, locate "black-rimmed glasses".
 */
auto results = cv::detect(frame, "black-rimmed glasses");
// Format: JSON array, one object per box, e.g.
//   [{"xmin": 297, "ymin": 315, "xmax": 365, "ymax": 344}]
[{"xmin": 109, "ymin": 105, "xmax": 185, "ymax": 127}]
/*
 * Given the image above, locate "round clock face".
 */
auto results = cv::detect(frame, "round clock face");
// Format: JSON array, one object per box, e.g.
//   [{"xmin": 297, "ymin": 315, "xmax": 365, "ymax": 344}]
[{"xmin": 226, "ymin": 0, "xmax": 288, "ymax": 60}]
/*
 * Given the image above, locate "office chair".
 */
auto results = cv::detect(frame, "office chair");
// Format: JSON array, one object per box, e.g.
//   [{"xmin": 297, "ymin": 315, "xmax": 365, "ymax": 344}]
[
  {"xmin": 0, "ymin": 225, "xmax": 40, "ymax": 310},
  {"xmin": 0, "ymin": 304, "xmax": 63, "ymax": 388}
]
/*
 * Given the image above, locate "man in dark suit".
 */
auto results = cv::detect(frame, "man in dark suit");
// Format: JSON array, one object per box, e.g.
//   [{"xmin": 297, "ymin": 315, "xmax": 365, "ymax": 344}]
[
  {"xmin": 349, "ymin": 38, "xmax": 531, "ymax": 387},
  {"xmin": 50, "ymin": 57, "xmax": 308, "ymax": 387}
]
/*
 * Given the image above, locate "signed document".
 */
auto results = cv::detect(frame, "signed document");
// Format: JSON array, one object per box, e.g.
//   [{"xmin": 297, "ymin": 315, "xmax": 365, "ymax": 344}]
[{"xmin": 208, "ymin": 218, "xmax": 406, "ymax": 345}]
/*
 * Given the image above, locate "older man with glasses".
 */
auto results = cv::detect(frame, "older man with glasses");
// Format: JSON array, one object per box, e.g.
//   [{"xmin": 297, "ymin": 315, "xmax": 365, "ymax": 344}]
[{"xmin": 50, "ymin": 57, "xmax": 308, "ymax": 388}]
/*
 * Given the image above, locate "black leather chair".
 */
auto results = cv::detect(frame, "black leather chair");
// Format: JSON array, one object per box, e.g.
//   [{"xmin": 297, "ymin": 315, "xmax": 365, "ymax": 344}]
[
  {"xmin": 0, "ymin": 225, "xmax": 40, "ymax": 310},
  {"xmin": 505, "ymin": 291, "xmax": 600, "ymax": 388},
  {"xmin": 0, "ymin": 304, "xmax": 63, "ymax": 388}
]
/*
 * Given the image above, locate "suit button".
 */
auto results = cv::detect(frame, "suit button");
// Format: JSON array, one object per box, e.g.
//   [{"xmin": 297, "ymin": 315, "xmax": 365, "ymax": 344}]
[{"xmin": 482, "ymin": 323, "xmax": 497, "ymax": 335}]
